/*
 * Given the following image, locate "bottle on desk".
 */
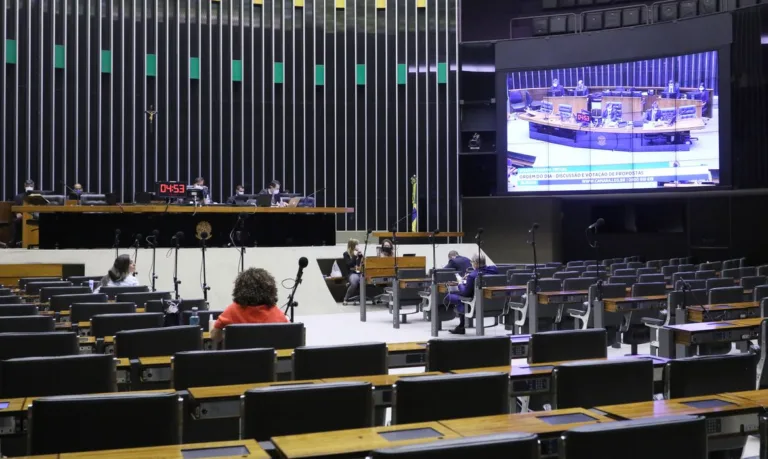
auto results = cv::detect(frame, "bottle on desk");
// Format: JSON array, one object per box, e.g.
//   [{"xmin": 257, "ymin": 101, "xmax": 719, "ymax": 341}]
[{"xmin": 189, "ymin": 307, "xmax": 200, "ymax": 327}]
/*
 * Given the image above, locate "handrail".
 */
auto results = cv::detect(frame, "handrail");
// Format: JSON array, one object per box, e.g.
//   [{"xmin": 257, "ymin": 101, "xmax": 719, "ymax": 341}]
[{"xmin": 509, "ymin": 12, "xmax": 580, "ymax": 39}]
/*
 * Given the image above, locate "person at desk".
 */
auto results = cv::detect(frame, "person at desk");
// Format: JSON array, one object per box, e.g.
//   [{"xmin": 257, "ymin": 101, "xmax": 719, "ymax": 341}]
[
  {"xmin": 96, "ymin": 254, "xmax": 139, "ymax": 292},
  {"xmin": 645, "ymin": 101, "xmax": 662, "ymax": 123},
  {"xmin": 445, "ymin": 254, "xmax": 498, "ymax": 335},
  {"xmin": 697, "ymin": 81, "xmax": 709, "ymax": 112},
  {"xmin": 11, "ymin": 179, "xmax": 35, "ymax": 247},
  {"xmin": 380, "ymin": 239, "xmax": 394, "ymax": 257},
  {"xmin": 662, "ymin": 80, "xmax": 680, "ymax": 99},
  {"xmin": 574, "ymin": 80, "xmax": 587, "ymax": 95},
  {"xmin": 226, "ymin": 184, "xmax": 246, "ymax": 205},
  {"xmin": 190, "ymin": 177, "xmax": 212, "ymax": 204},
  {"xmin": 211, "ymin": 268, "xmax": 288, "ymax": 345},
  {"xmin": 601, "ymin": 104, "xmax": 621, "ymax": 126},
  {"xmin": 549, "ymin": 78, "xmax": 564, "ymax": 97},
  {"xmin": 445, "ymin": 250, "xmax": 472, "ymax": 276},
  {"xmin": 259, "ymin": 180, "xmax": 286, "ymax": 207},
  {"xmin": 342, "ymin": 238, "xmax": 363, "ymax": 304}
]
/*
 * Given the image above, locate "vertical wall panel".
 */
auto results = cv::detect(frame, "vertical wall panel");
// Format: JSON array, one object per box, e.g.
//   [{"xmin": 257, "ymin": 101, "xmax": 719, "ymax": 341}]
[{"xmin": 4, "ymin": 0, "xmax": 459, "ymax": 234}]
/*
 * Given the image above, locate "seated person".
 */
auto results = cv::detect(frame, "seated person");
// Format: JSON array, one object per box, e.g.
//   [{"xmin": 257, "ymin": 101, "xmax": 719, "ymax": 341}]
[
  {"xmin": 379, "ymin": 239, "xmax": 394, "ymax": 257},
  {"xmin": 190, "ymin": 177, "xmax": 212, "ymax": 204},
  {"xmin": 445, "ymin": 250, "xmax": 471, "ymax": 275},
  {"xmin": 601, "ymin": 104, "xmax": 621, "ymax": 126},
  {"xmin": 259, "ymin": 180, "xmax": 286, "ymax": 207},
  {"xmin": 697, "ymin": 81, "xmax": 709, "ymax": 111},
  {"xmin": 574, "ymin": 80, "xmax": 587, "ymax": 95},
  {"xmin": 549, "ymin": 78, "xmax": 564, "ymax": 97},
  {"xmin": 226, "ymin": 184, "xmax": 246, "ymax": 205},
  {"xmin": 11, "ymin": 179, "xmax": 35, "ymax": 247},
  {"xmin": 662, "ymin": 80, "xmax": 680, "ymax": 99},
  {"xmin": 95, "ymin": 254, "xmax": 139, "ymax": 292},
  {"xmin": 445, "ymin": 254, "xmax": 498, "ymax": 335},
  {"xmin": 211, "ymin": 268, "xmax": 288, "ymax": 344},
  {"xmin": 343, "ymin": 238, "xmax": 363, "ymax": 303},
  {"xmin": 645, "ymin": 101, "xmax": 662, "ymax": 123}
]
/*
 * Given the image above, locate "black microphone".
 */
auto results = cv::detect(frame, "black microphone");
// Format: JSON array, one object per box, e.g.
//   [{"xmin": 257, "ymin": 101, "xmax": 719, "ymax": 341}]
[
  {"xmin": 172, "ymin": 231, "xmax": 184, "ymax": 242},
  {"xmin": 431, "ymin": 228, "xmax": 440, "ymax": 236},
  {"xmin": 475, "ymin": 228, "xmax": 484, "ymax": 241},
  {"xmin": 529, "ymin": 223, "xmax": 540, "ymax": 233},
  {"xmin": 296, "ymin": 257, "xmax": 309, "ymax": 283},
  {"xmin": 134, "ymin": 233, "xmax": 143, "ymax": 248},
  {"xmin": 200, "ymin": 232, "xmax": 209, "ymax": 240},
  {"xmin": 114, "ymin": 229, "xmax": 121, "ymax": 246},
  {"xmin": 390, "ymin": 214, "xmax": 410, "ymax": 233},
  {"xmin": 588, "ymin": 218, "xmax": 605, "ymax": 230},
  {"xmin": 305, "ymin": 187, "xmax": 326, "ymax": 199},
  {"xmin": 366, "ymin": 228, "xmax": 373, "ymax": 235}
]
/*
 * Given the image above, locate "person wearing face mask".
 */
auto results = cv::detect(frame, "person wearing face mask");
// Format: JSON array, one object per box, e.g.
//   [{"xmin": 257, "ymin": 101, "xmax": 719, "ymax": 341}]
[
  {"xmin": 663, "ymin": 80, "xmax": 680, "ymax": 99},
  {"xmin": 379, "ymin": 239, "xmax": 394, "ymax": 257},
  {"xmin": 259, "ymin": 180, "xmax": 286, "ymax": 207},
  {"xmin": 697, "ymin": 81, "xmax": 709, "ymax": 114},
  {"xmin": 226, "ymin": 185, "xmax": 246, "ymax": 205},
  {"xmin": 11, "ymin": 180, "xmax": 35, "ymax": 247},
  {"xmin": 549, "ymin": 78, "xmax": 564, "ymax": 97}
]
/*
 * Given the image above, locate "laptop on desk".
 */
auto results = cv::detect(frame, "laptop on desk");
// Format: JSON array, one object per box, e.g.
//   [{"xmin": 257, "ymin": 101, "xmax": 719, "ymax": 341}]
[{"xmin": 256, "ymin": 195, "xmax": 274, "ymax": 207}]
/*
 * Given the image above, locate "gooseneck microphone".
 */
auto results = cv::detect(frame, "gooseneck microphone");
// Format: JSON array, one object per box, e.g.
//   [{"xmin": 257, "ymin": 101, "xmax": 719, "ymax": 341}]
[
  {"xmin": 113, "ymin": 229, "xmax": 121, "ymax": 258},
  {"xmin": 285, "ymin": 257, "xmax": 309, "ymax": 323},
  {"xmin": 588, "ymin": 218, "xmax": 605, "ymax": 230},
  {"xmin": 475, "ymin": 227, "xmax": 484, "ymax": 241},
  {"xmin": 529, "ymin": 223, "xmax": 540, "ymax": 233}
]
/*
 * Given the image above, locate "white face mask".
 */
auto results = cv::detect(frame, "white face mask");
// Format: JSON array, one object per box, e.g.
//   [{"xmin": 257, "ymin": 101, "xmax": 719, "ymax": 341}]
[
  {"xmin": 237, "ymin": 190, "xmax": 244, "ymax": 195},
  {"xmin": 553, "ymin": 82, "xmax": 558, "ymax": 87},
  {"xmin": 699, "ymin": 86, "xmax": 704, "ymax": 91},
  {"xmin": 25, "ymin": 187, "xmax": 33, "ymax": 191}
]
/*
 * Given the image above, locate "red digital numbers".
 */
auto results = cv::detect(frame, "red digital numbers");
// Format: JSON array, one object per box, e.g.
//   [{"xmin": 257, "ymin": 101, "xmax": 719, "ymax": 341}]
[{"xmin": 157, "ymin": 182, "xmax": 186, "ymax": 197}]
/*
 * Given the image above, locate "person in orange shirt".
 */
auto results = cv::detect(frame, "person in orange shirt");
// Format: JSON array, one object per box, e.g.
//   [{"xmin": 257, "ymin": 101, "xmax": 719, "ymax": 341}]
[{"xmin": 211, "ymin": 267, "xmax": 288, "ymax": 345}]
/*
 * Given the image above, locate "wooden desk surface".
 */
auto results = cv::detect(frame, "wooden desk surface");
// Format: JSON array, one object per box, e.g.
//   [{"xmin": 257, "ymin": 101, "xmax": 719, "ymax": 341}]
[
  {"xmin": 0, "ymin": 397, "xmax": 28, "ymax": 413},
  {"xmin": 725, "ymin": 389, "xmax": 768, "ymax": 407},
  {"xmin": 665, "ymin": 317, "xmax": 762, "ymax": 333},
  {"xmin": 453, "ymin": 355, "xmax": 668, "ymax": 378},
  {"xmin": 320, "ymin": 372, "xmax": 443, "ymax": 387},
  {"xmin": 387, "ymin": 342, "xmax": 427, "ymax": 353},
  {"xmin": 519, "ymin": 112, "xmax": 705, "ymax": 134},
  {"xmin": 603, "ymin": 295, "xmax": 667, "ymax": 304},
  {"xmin": 25, "ymin": 389, "xmax": 174, "ymax": 407},
  {"xmin": 398, "ymin": 278, "xmax": 432, "ymax": 288},
  {"xmin": 597, "ymin": 394, "xmax": 758, "ymax": 420},
  {"xmin": 139, "ymin": 356, "xmax": 172, "ymax": 366},
  {"xmin": 439, "ymin": 408, "xmax": 613, "ymax": 437},
  {"xmin": 272, "ymin": 422, "xmax": 461, "ymax": 458},
  {"xmin": 687, "ymin": 301, "xmax": 758, "ymax": 312},
  {"xmin": 188, "ymin": 380, "xmax": 323, "ymax": 400},
  {"xmin": 483, "ymin": 285, "xmax": 527, "ymax": 299},
  {"xmin": 60, "ymin": 439, "xmax": 269, "ymax": 459},
  {"xmin": 371, "ymin": 232, "xmax": 464, "ymax": 238},
  {"xmin": 116, "ymin": 358, "xmax": 130, "ymax": 368},
  {"xmin": 538, "ymin": 290, "xmax": 588, "ymax": 297},
  {"xmin": 13, "ymin": 205, "xmax": 353, "ymax": 215}
]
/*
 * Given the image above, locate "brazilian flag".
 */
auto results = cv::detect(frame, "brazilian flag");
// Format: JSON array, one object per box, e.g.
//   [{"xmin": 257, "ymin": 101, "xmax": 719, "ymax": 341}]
[{"xmin": 410, "ymin": 176, "xmax": 418, "ymax": 232}]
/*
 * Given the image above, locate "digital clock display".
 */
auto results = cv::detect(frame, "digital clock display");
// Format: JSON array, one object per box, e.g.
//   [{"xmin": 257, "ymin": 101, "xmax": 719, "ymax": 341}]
[{"xmin": 156, "ymin": 181, "xmax": 187, "ymax": 198}]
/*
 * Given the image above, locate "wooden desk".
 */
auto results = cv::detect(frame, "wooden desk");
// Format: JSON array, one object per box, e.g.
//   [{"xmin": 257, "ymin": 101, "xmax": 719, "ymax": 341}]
[
  {"xmin": 361, "ymin": 257, "xmax": 427, "ymax": 329},
  {"xmin": 725, "ymin": 389, "xmax": 768, "ymax": 407},
  {"xmin": 537, "ymin": 290, "xmax": 588, "ymax": 305},
  {"xmin": 24, "ymin": 389, "xmax": 175, "ymax": 407},
  {"xmin": 542, "ymin": 96, "xmax": 589, "ymax": 116},
  {"xmin": 272, "ymin": 422, "xmax": 460, "ymax": 458},
  {"xmin": 13, "ymin": 205, "xmax": 353, "ymax": 215},
  {"xmin": 321, "ymin": 372, "xmax": 442, "ymax": 406},
  {"xmin": 686, "ymin": 302, "xmax": 760, "ymax": 322},
  {"xmin": 483, "ymin": 285, "xmax": 527, "ymax": 299},
  {"xmin": 60, "ymin": 439, "xmax": 269, "ymax": 458},
  {"xmin": 519, "ymin": 112, "xmax": 705, "ymax": 135},
  {"xmin": 0, "ymin": 397, "xmax": 27, "ymax": 436},
  {"xmin": 387, "ymin": 342, "xmax": 427, "ymax": 368},
  {"xmin": 440, "ymin": 407, "xmax": 613, "ymax": 437},
  {"xmin": 664, "ymin": 317, "xmax": 761, "ymax": 347},
  {"xmin": 602, "ymin": 295, "xmax": 667, "ymax": 313},
  {"xmin": 398, "ymin": 278, "xmax": 432, "ymax": 289}
]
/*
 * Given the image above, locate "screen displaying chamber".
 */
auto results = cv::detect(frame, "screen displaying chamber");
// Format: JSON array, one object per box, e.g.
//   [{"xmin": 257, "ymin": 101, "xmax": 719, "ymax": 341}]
[{"xmin": 504, "ymin": 51, "xmax": 720, "ymax": 192}]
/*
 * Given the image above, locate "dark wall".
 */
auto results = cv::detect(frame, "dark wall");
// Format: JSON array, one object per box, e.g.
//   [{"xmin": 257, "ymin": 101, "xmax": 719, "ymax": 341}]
[{"xmin": 0, "ymin": 0, "xmax": 460, "ymax": 233}]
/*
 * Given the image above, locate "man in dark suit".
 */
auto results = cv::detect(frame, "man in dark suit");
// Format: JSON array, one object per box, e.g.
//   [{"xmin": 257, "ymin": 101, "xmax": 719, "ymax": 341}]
[
  {"xmin": 226, "ymin": 185, "xmax": 246, "ymax": 205},
  {"xmin": 259, "ymin": 180, "xmax": 285, "ymax": 207},
  {"xmin": 550, "ymin": 78, "xmax": 564, "ymax": 97},
  {"xmin": 444, "ymin": 250, "xmax": 471, "ymax": 276},
  {"xmin": 645, "ymin": 101, "xmax": 662, "ymax": 123},
  {"xmin": 445, "ymin": 254, "xmax": 499, "ymax": 335},
  {"xmin": 11, "ymin": 179, "xmax": 35, "ymax": 247},
  {"xmin": 662, "ymin": 80, "xmax": 680, "ymax": 99}
]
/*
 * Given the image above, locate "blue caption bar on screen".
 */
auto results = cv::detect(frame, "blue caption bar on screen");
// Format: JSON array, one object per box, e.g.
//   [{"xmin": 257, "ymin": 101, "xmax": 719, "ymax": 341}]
[
  {"xmin": 520, "ymin": 174, "xmax": 711, "ymax": 186},
  {"xmin": 525, "ymin": 162, "xmax": 674, "ymax": 173}
]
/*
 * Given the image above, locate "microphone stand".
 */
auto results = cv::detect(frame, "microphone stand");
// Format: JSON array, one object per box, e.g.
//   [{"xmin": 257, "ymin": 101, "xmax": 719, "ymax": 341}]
[
  {"xmin": 529, "ymin": 227, "xmax": 539, "ymax": 294},
  {"xmin": 132, "ymin": 236, "xmax": 141, "ymax": 277},
  {"xmin": 113, "ymin": 231, "xmax": 120, "ymax": 258},
  {"xmin": 238, "ymin": 231, "xmax": 246, "ymax": 273},
  {"xmin": 149, "ymin": 235, "xmax": 158, "ymax": 292},
  {"xmin": 173, "ymin": 235, "xmax": 182, "ymax": 300},
  {"xmin": 200, "ymin": 235, "xmax": 211, "ymax": 302},
  {"xmin": 286, "ymin": 272, "xmax": 303, "ymax": 323},
  {"xmin": 429, "ymin": 230, "xmax": 440, "ymax": 277}
]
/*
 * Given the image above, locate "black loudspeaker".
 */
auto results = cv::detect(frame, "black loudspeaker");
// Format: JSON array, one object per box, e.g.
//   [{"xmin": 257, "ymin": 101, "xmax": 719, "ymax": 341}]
[
  {"xmin": 679, "ymin": 0, "xmax": 698, "ymax": 17},
  {"xmin": 604, "ymin": 10, "xmax": 621, "ymax": 28},
  {"xmin": 699, "ymin": 0, "xmax": 717, "ymax": 13},
  {"xmin": 559, "ymin": 0, "xmax": 576, "ymax": 6},
  {"xmin": 459, "ymin": 155, "xmax": 497, "ymax": 197},
  {"xmin": 533, "ymin": 17, "xmax": 549, "ymax": 35},
  {"xmin": 622, "ymin": 7, "xmax": 641, "ymax": 25},
  {"xmin": 550, "ymin": 15, "xmax": 568, "ymax": 33},
  {"xmin": 659, "ymin": 2, "xmax": 679, "ymax": 21},
  {"xmin": 584, "ymin": 12, "xmax": 603, "ymax": 30},
  {"xmin": 542, "ymin": 0, "xmax": 558, "ymax": 9}
]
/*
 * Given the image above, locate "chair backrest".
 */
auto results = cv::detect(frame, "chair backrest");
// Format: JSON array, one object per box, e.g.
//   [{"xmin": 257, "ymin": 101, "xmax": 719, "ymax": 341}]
[
  {"xmin": 172, "ymin": 348, "xmax": 275, "ymax": 390},
  {"xmin": 534, "ymin": 278, "xmax": 563, "ymax": 293},
  {"xmin": 646, "ymin": 260, "xmax": 663, "ymax": 269},
  {"xmin": 626, "ymin": 262, "xmax": 643, "ymax": 269},
  {"xmin": 537, "ymin": 267, "xmax": 558, "ymax": 278},
  {"xmin": 677, "ymin": 264, "xmax": 695, "ymax": 272},
  {"xmin": 0, "ymin": 287, "xmax": 9, "ymax": 296},
  {"xmin": 25, "ymin": 281, "xmax": 73, "ymax": 295},
  {"xmin": 567, "ymin": 266, "xmax": 587, "ymax": 274},
  {"xmin": 631, "ymin": 282, "xmax": 666, "ymax": 297},
  {"xmin": 293, "ymin": 342, "xmax": 388, "ymax": 379},
  {"xmin": 241, "ymin": 382, "xmax": 373, "ymax": 441},
  {"xmin": 610, "ymin": 263, "xmax": 627, "ymax": 273},
  {"xmin": 608, "ymin": 276, "xmax": 636, "ymax": 287},
  {"xmin": 742, "ymin": 275, "xmax": 767, "ymax": 290},
  {"xmin": 613, "ymin": 269, "xmax": 636, "ymax": 277},
  {"xmin": 754, "ymin": 284, "xmax": 768, "ymax": 303},
  {"xmin": 552, "ymin": 359, "xmax": 653, "ymax": 409},
  {"xmin": 426, "ymin": 336, "xmax": 511, "ymax": 372},
  {"xmin": 546, "ymin": 262, "xmax": 563, "ymax": 269},
  {"xmin": 91, "ymin": 312, "xmax": 165, "ymax": 338},
  {"xmin": 674, "ymin": 279, "xmax": 706, "ymax": 291},
  {"xmin": 563, "ymin": 277, "xmax": 597, "ymax": 291},
  {"xmin": 528, "ymin": 329, "xmax": 607, "ymax": 364},
  {"xmin": 566, "ymin": 261, "xmax": 585, "ymax": 267},
  {"xmin": 664, "ymin": 353, "xmax": 756, "ymax": 399},
  {"xmin": 115, "ymin": 325, "xmax": 202, "ymax": 358},
  {"xmin": 70, "ymin": 302, "xmax": 136, "ymax": 323},
  {"xmin": 708, "ymin": 286, "xmax": 744, "ymax": 304},
  {"xmin": 0, "ymin": 354, "xmax": 116, "ymax": 398},
  {"xmin": 174, "ymin": 298, "xmax": 209, "ymax": 312},
  {"xmin": 370, "ymin": 433, "xmax": 539, "ymax": 459},
  {"xmin": 0, "ymin": 295, "xmax": 22, "ymax": 304},
  {"xmin": 99, "ymin": 285, "xmax": 150, "ymax": 299},
  {"xmin": 435, "ymin": 271, "xmax": 459, "ymax": 283},
  {"xmin": 0, "ymin": 304, "xmax": 39, "ymax": 316},
  {"xmin": 596, "ymin": 283, "xmax": 629, "ymax": 300},
  {"xmin": 40, "ymin": 286, "xmax": 91, "ymax": 302},
  {"xmin": 706, "ymin": 277, "xmax": 734, "ymax": 290},
  {"xmin": 637, "ymin": 274, "xmax": 664, "ymax": 284},
  {"xmin": 758, "ymin": 265, "xmax": 768, "ymax": 277},
  {"xmin": 698, "ymin": 261, "xmax": 721, "ymax": 271},
  {"xmin": 66, "ymin": 275, "xmax": 104, "ymax": 286},
  {"xmin": 559, "ymin": 415, "xmax": 707, "ymax": 459},
  {"xmin": 393, "ymin": 372, "xmax": 509, "ymax": 424},
  {"xmin": 0, "ymin": 315, "xmax": 54, "ymax": 333},
  {"xmin": 671, "ymin": 272, "xmax": 695, "ymax": 283},
  {"xmin": 115, "ymin": 291, "xmax": 172, "ymax": 307},
  {"xmin": 694, "ymin": 270, "xmax": 716, "ymax": 280},
  {"xmin": 0, "ymin": 332, "xmax": 79, "ymax": 361},
  {"xmin": 29, "ymin": 392, "xmax": 182, "ymax": 454},
  {"xmin": 224, "ymin": 322, "xmax": 306, "ymax": 350},
  {"xmin": 722, "ymin": 259, "xmax": 742, "ymax": 271},
  {"xmin": 721, "ymin": 268, "xmax": 741, "ymax": 279},
  {"xmin": 553, "ymin": 271, "xmax": 581, "ymax": 281},
  {"xmin": 668, "ymin": 289, "xmax": 708, "ymax": 308},
  {"xmin": 19, "ymin": 277, "xmax": 61, "ymax": 288},
  {"xmin": 661, "ymin": 265, "xmax": 678, "ymax": 277},
  {"xmin": 636, "ymin": 267, "xmax": 657, "ymax": 276},
  {"xmin": 50, "ymin": 293, "xmax": 108, "ymax": 312}
]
